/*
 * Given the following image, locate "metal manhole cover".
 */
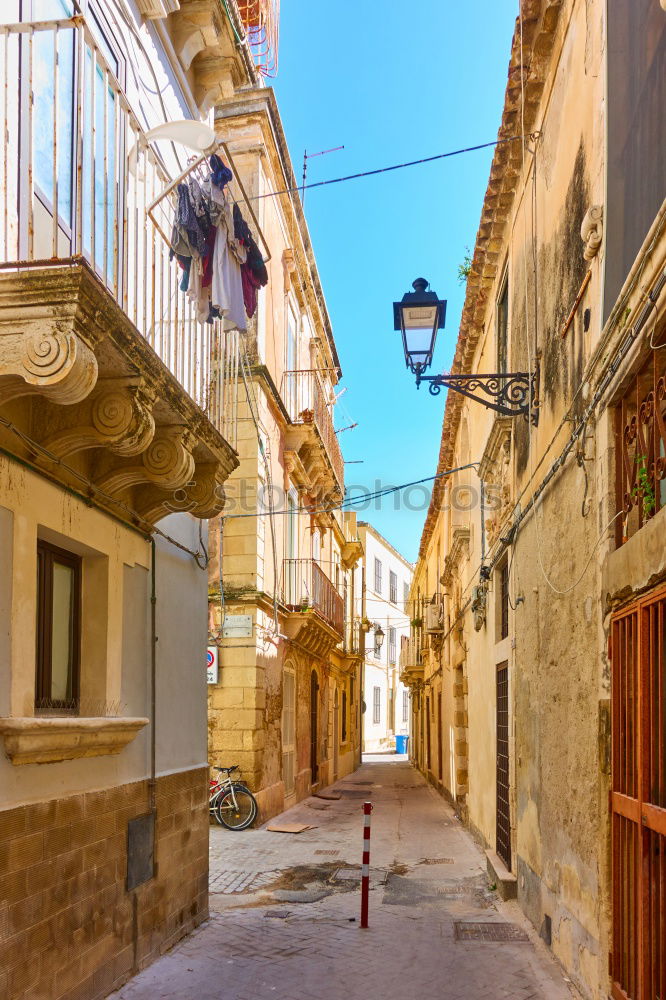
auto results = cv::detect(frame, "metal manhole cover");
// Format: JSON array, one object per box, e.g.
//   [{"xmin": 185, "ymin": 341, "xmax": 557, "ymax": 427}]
[
  {"xmin": 333, "ymin": 868, "xmax": 361, "ymax": 880},
  {"xmin": 314, "ymin": 850, "xmax": 339, "ymax": 856},
  {"xmin": 454, "ymin": 921, "xmax": 529, "ymax": 942}
]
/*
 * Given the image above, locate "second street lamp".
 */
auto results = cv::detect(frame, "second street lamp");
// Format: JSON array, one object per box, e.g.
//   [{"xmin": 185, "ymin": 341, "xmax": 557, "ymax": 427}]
[{"xmin": 393, "ymin": 276, "xmax": 539, "ymax": 423}]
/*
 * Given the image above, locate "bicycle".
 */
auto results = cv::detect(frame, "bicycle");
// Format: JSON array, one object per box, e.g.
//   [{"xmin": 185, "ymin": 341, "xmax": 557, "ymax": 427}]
[{"xmin": 209, "ymin": 765, "xmax": 258, "ymax": 830}]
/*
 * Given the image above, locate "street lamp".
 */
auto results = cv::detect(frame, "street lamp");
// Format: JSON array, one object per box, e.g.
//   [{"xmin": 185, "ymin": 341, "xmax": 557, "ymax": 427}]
[
  {"xmin": 373, "ymin": 624, "xmax": 385, "ymax": 651},
  {"xmin": 393, "ymin": 277, "xmax": 539, "ymax": 423},
  {"xmin": 393, "ymin": 278, "xmax": 447, "ymax": 375}
]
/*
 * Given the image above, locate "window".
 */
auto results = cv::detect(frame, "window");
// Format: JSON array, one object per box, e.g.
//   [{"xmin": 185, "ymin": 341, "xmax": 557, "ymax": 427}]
[
  {"xmin": 497, "ymin": 274, "xmax": 509, "ymax": 374},
  {"xmin": 402, "ymin": 691, "xmax": 409, "ymax": 724},
  {"xmin": 374, "ymin": 557, "xmax": 382, "ymax": 595},
  {"xmin": 388, "ymin": 627, "xmax": 396, "ymax": 664},
  {"xmin": 373, "ymin": 686, "xmax": 381, "ymax": 725},
  {"xmin": 36, "ymin": 540, "xmax": 81, "ymax": 713},
  {"xmin": 389, "ymin": 570, "xmax": 398, "ymax": 605},
  {"xmin": 342, "ymin": 690, "xmax": 347, "ymax": 743},
  {"xmin": 404, "ymin": 581, "xmax": 410, "ymax": 611}
]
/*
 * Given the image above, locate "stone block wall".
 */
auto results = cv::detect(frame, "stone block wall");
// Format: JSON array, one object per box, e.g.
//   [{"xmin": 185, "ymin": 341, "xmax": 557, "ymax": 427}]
[{"xmin": 0, "ymin": 767, "xmax": 208, "ymax": 1000}]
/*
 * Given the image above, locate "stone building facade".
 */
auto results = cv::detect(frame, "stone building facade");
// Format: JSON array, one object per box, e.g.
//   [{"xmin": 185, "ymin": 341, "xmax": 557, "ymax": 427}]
[
  {"xmin": 0, "ymin": 2, "xmax": 263, "ymax": 997},
  {"xmin": 358, "ymin": 522, "xmax": 412, "ymax": 754},
  {"xmin": 405, "ymin": 2, "xmax": 665, "ymax": 999},
  {"xmin": 206, "ymin": 89, "xmax": 364, "ymax": 820}
]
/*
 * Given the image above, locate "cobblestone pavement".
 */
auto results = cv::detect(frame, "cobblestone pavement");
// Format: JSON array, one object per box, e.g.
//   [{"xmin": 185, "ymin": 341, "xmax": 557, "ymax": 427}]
[{"xmin": 111, "ymin": 755, "xmax": 578, "ymax": 1000}]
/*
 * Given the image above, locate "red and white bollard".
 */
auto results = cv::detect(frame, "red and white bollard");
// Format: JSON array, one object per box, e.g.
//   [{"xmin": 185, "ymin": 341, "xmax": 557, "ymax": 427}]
[{"xmin": 360, "ymin": 801, "xmax": 373, "ymax": 928}]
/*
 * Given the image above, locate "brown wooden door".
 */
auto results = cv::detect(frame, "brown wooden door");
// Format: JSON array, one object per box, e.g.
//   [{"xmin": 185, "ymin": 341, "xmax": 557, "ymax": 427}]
[
  {"xmin": 438, "ymin": 691, "xmax": 443, "ymax": 781},
  {"xmin": 496, "ymin": 661, "xmax": 511, "ymax": 870},
  {"xmin": 611, "ymin": 585, "xmax": 666, "ymax": 1000},
  {"xmin": 310, "ymin": 670, "xmax": 319, "ymax": 784}
]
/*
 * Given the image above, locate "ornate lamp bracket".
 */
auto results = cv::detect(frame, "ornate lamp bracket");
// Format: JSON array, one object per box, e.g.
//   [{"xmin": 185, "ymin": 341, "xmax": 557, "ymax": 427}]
[{"xmin": 415, "ymin": 364, "xmax": 540, "ymax": 424}]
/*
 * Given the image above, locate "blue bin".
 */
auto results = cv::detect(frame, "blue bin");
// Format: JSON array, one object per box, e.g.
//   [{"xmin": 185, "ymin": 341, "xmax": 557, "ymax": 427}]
[{"xmin": 395, "ymin": 734, "xmax": 409, "ymax": 754}]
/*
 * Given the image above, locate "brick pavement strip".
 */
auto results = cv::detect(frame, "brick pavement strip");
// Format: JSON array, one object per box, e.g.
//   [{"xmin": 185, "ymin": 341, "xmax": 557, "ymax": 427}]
[{"xmin": 110, "ymin": 758, "xmax": 578, "ymax": 1000}]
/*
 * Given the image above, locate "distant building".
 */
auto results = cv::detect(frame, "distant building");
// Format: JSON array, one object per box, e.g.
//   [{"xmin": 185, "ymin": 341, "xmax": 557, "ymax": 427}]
[
  {"xmin": 358, "ymin": 523, "xmax": 412, "ymax": 753},
  {"xmin": 206, "ymin": 89, "xmax": 364, "ymax": 819}
]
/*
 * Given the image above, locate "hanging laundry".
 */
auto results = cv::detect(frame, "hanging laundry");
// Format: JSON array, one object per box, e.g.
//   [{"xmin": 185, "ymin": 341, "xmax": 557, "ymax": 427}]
[
  {"xmin": 167, "ymin": 152, "xmax": 268, "ymax": 327},
  {"xmin": 241, "ymin": 262, "xmax": 262, "ymax": 319},
  {"xmin": 233, "ymin": 203, "xmax": 269, "ymax": 287},
  {"xmin": 169, "ymin": 183, "xmax": 208, "ymax": 259},
  {"xmin": 210, "ymin": 154, "xmax": 233, "ymax": 190}
]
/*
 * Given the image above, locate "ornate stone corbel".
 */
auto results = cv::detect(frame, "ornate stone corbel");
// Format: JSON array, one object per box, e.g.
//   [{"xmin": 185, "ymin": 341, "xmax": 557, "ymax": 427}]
[
  {"xmin": 581, "ymin": 205, "xmax": 603, "ymax": 261},
  {"xmin": 97, "ymin": 426, "xmax": 196, "ymax": 497},
  {"xmin": 40, "ymin": 378, "xmax": 156, "ymax": 459},
  {"xmin": 0, "ymin": 323, "xmax": 98, "ymax": 405},
  {"xmin": 136, "ymin": 462, "xmax": 227, "ymax": 524}
]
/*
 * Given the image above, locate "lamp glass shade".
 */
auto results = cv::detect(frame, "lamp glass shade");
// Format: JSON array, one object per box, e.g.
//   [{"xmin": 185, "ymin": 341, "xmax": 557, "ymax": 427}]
[
  {"xmin": 402, "ymin": 306, "xmax": 438, "ymax": 371},
  {"xmin": 374, "ymin": 625, "xmax": 385, "ymax": 650}
]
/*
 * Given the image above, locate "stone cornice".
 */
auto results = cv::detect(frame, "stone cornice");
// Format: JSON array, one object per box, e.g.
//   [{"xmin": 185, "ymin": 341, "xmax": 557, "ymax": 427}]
[
  {"xmin": 0, "ymin": 716, "xmax": 149, "ymax": 765},
  {"xmin": 418, "ymin": 0, "xmax": 564, "ymax": 561},
  {"xmin": 214, "ymin": 89, "xmax": 341, "ymax": 377}
]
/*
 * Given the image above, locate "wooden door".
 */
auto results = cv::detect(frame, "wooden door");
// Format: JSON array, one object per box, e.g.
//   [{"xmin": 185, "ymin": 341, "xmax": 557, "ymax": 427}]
[
  {"xmin": 333, "ymin": 688, "xmax": 339, "ymax": 780},
  {"xmin": 310, "ymin": 670, "xmax": 319, "ymax": 784},
  {"xmin": 438, "ymin": 691, "xmax": 443, "ymax": 781},
  {"xmin": 611, "ymin": 585, "xmax": 666, "ymax": 1000},
  {"xmin": 496, "ymin": 661, "xmax": 511, "ymax": 870}
]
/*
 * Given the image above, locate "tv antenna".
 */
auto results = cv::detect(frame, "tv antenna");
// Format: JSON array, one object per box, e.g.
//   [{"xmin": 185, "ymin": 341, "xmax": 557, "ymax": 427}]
[{"xmin": 301, "ymin": 145, "xmax": 345, "ymax": 206}]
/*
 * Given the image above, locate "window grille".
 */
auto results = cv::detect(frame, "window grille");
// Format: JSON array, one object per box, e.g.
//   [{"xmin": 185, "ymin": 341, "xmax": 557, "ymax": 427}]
[
  {"xmin": 372, "ymin": 686, "xmax": 381, "ymax": 725},
  {"xmin": 374, "ymin": 558, "xmax": 382, "ymax": 595}
]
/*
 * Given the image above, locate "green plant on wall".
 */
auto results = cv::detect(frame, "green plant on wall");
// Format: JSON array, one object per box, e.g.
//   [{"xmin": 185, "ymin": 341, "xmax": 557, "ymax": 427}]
[
  {"xmin": 632, "ymin": 453, "xmax": 656, "ymax": 515},
  {"xmin": 457, "ymin": 247, "xmax": 473, "ymax": 285}
]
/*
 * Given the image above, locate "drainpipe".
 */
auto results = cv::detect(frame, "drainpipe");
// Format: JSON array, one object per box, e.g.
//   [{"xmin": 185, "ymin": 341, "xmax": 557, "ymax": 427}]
[{"xmin": 149, "ymin": 536, "xmax": 157, "ymax": 813}]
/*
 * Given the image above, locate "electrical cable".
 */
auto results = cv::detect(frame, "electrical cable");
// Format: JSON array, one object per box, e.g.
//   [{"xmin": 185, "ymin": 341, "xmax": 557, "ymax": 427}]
[
  {"xmin": 224, "ymin": 462, "xmax": 481, "ymax": 520},
  {"xmin": 244, "ymin": 134, "xmax": 539, "ymax": 203}
]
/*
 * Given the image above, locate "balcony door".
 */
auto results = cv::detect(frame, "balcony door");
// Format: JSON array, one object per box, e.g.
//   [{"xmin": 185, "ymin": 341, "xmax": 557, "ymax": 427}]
[
  {"xmin": 610, "ymin": 586, "xmax": 666, "ymax": 1000},
  {"xmin": 16, "ymin": 1, "xmax": 123, "ymax": 285}
]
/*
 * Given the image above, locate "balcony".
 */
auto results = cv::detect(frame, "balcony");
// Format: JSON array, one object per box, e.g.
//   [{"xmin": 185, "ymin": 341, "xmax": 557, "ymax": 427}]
[
  {"xmin": 282, "ymin": 370, "xmax": 344, "ymax": 500},
  {"xmin": 399, "ymin": 638, "xmax": 424, "ymax": 686},
  {"xmin": 616, "ymin": 350, "xmax": 666, "ymax": 546},
  {"xmin": 343, "ymin": 618, "xmax": 363, "ymax": 660},
  {"xmin": 0, "ymin": 15, "xmax": 238, "ymax": 525},
  {"xmin": 282, "ymin": 558, "xmax": 344, "ymax": 655}
]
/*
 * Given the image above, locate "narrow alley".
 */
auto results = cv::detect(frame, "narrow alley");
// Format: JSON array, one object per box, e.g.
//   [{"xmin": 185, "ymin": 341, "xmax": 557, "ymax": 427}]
[{"xmin": 111, "ymin": 757, "xmax": 574, "ymax": 1000}]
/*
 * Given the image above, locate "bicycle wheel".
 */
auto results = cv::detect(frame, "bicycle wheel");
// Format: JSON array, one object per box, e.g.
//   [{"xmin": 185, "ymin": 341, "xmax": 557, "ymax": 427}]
[
  {"xmin": 210, "ymin": 788, "xmax": 227, "ymax": 825},
  {"xmin": 215, "ymin": 787, "xmax": 257, "ymax": 830}
]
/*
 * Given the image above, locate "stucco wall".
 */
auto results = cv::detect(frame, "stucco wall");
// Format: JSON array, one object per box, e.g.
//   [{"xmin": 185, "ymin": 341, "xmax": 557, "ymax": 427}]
[{"xmin": 0, "ymin": 459, "xmax": 208, "ymax": 807}]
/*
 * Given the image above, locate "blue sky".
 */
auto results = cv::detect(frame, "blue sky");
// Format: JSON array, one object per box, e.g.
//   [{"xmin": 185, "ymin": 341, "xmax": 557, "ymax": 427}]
[{"xmin": 273, "ymin": 2, "xmax": 518, "ymax": 563}]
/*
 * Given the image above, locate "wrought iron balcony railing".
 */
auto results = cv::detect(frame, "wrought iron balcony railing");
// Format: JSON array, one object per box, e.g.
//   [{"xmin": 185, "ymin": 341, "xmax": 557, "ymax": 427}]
[
  {"xmin": 0, "ymin": 15, "xmax": 237, "ymax": 447},
  {"xmin": 281, "ymin": 370, "xmax": 344, "ymax": 491},
  {"xmin": 616, "ymin": 350, "xmax": 666, "ymax": 545},
  {"xmin": 282, "ymin": 558, "xmax": 344, "ymax": 636}
]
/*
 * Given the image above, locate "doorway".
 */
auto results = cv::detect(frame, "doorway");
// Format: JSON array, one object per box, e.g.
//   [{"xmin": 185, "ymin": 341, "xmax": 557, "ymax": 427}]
[
  {"xmin": 310, "ymin": 670, "xmax": 319, "ymax": 785},
  {"xmin": 610, "ymin": 585, "xmax": 666, "ymax": 999},
  {"xmin": 333, "ymin": 688, "xmax": 339, "ymax": 781},
  {"xmin": 496, "ymin": 661, "xmax": 511, "ymax": 870}
]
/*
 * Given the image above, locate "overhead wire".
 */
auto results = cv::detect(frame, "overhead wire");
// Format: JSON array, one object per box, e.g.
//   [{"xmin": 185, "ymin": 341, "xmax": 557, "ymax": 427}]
[
  {"xmin": 223, "ymin": 463, "xmax": 481, "ymax": 520},
  {"xmin": 243, "ymin": 134, "xmax": 540, "ymax": 203}
]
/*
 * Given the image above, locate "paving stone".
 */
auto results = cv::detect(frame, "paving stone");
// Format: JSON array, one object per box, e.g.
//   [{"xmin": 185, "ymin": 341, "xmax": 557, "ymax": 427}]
[{"xmin": 110, "ymin": 758, "xmax": 577, "ymax": 1000}]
